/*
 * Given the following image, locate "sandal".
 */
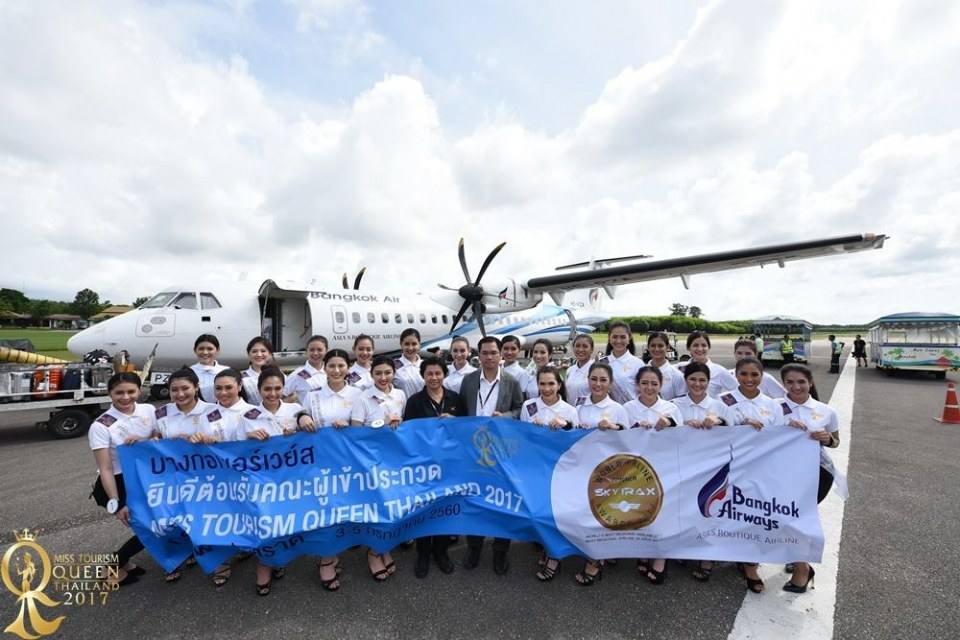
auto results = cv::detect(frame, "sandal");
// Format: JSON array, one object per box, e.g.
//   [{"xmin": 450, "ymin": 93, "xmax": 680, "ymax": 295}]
[
  {"xmin": 126, "ymin": 565, "xmax": 146, "ymax": 577},
  {"xmin": 646, "ymin": 562, "xmax": 667, "ymax": 585},
  {"xmin": 574, "ymin": 561, "xmax": 603, "ymax": 586},
  {"xmin": 318, "ymin": 561, "xmax": 341, "ymax": 591},
  {"xmin": 164, "ymin": 568, "xmax": 182, "ymax": 583},
  {"xmin": 185, "ymin": 555, "xmax": 197, "ymax": 568},
  {"xmin": 383, "ymin": 553, "xmax": 396, "ymax": 576},
  {"xmin": 636, "ymin": 559, "xmax": 649, "ymax": 575},
  {"xmin": 367, "ymin": 551, "xmax": 390, "ymax": 582},
  {"xmin": 692, "ymin": 561, "xmax": 713, "ymax": 582},
  {"xmin": 255, "ymin": 580, "xmax": 272, "ymax": 596},
  {"xmin": 271, "ymin": 567, "xmax": 286, "ymax": 580},
  {"xmin": 738, "ymin": 563, "xmax": 765, "ymax": 593},
  {"xmin": 536, "ymin": 558, "xmax": 561, "ymax": 582},
  {"xmin": 537, "ymin": 551, "xmax": 548, "ymax": 568},
  {"xmin": 212, "ymin": 566, "xmax": 232, "ymax": 587}
]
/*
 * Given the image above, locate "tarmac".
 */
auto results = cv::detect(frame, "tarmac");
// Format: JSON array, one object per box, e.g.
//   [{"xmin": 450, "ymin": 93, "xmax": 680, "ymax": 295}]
[{"xmin": 0, "ymin": 338, "xmax": 957, "ymax": 639}]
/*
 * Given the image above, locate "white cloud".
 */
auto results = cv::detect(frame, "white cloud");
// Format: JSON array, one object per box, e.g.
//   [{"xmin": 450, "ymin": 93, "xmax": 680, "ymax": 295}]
[{"xmin": 2, "ymin": 0, "xmax": 959, "ymax": 325}]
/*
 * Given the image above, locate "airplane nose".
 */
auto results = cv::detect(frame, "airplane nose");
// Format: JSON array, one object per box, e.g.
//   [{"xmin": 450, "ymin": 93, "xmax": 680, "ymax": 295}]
[{"xmin": 67, "ymin": 324, "xmax": 106, "ymax": 357}]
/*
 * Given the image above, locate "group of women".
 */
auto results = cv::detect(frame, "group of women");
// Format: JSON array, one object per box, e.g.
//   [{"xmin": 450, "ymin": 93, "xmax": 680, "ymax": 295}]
[{"xmin": 89, "ymin": 324, "xmax": 841, "ymax": 598}]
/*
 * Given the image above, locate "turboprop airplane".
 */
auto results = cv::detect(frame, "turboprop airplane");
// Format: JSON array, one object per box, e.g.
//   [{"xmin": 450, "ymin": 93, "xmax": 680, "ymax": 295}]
[{"xmin": 67, "ymin": 233, "xmax": 887, "ymax": 376}]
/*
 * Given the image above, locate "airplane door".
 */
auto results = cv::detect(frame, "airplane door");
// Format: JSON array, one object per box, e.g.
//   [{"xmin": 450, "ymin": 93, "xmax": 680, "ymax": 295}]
[{"xmin": 331, "ymin": 305, "xmax": 349, "ymax": 335}]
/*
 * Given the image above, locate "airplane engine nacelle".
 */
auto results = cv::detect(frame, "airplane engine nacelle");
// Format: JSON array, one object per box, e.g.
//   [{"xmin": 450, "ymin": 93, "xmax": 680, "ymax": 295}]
[{"xmin": 482, "ymin": 278, "xmax": 541, "ymax": 313}]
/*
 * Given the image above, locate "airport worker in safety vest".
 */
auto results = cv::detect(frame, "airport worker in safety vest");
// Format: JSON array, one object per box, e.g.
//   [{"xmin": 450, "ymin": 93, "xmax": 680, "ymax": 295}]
[{"xmin": 780, "ymin": 334, "xmax": 795, "ymax": 364}]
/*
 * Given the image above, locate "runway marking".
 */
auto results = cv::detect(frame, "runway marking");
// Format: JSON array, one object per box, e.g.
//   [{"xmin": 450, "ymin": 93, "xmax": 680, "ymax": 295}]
[{"xmin": 727, "ymin": 356, "xmax": 856, "ymax": 640}]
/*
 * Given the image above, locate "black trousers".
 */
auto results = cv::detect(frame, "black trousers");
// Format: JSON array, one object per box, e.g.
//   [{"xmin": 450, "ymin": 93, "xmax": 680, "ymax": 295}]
[
  {"xmin": 416, "ymin": 536, "xmax": 451, "ymax": 556},
  {"xmin": 91, "ymin": 473, "xmax": 144, "ymax": 567},
  {"xmin": 466, "ymin": 536, "xmax": 511, "ymax": 552},
  {"xmin": 817, "ymin": 467, "xmax": 834, "ymax": 504},
  {"xmin": 830, "ymin": 353, "xmax": 841, "ymax": 373},
  {"xmin": 782, "ymin": 353, "xmax": 795, "ymax": 364}
]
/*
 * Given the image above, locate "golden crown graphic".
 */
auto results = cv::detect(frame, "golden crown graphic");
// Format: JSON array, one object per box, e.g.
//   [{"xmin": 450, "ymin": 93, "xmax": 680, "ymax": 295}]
[{"xmin": 12, "ymin": 529, "xmax": 37, "ymax": 543}]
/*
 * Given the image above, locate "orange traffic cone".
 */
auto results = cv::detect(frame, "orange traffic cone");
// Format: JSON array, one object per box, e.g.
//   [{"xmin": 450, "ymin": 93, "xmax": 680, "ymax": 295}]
[{"xmin": 934, "ymin": 382, "xmax": 960, "ymax": 424}]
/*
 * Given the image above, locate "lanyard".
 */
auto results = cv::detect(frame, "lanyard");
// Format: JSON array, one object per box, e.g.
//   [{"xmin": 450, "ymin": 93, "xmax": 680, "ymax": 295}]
[
  {"xmin": 427, "ymin": 393, "xmax": 444, "ymax": 417},
  {"xmin": 478, "ymin": 380, "xmax": 499, "ymax": 414}
]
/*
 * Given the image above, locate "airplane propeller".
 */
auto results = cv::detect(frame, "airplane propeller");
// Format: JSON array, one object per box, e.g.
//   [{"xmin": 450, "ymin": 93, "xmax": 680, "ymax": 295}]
[
  {"xmin": 439, "ymin": 238, "xmax": 507, "ymax": 337},
  {"xmin": 341, "ymin": 267, "xmax": 367, "ymax": 290}
]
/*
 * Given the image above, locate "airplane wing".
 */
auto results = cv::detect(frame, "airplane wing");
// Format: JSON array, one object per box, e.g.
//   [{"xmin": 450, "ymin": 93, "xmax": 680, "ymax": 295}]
[{"xmin": 522, "ymin": 233, "xmax": 887, "ymax": 293}]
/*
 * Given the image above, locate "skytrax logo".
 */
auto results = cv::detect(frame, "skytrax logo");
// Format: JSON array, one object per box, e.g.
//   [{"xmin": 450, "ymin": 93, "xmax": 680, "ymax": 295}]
[{"xmin": 696, "ymin": 448, "xmax": 801, "ymax": 532}]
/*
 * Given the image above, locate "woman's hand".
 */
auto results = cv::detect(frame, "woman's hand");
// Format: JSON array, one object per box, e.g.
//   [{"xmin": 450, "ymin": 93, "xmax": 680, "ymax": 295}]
[
  {"xmin": 702, "ymin": 415, "xmax": 721, "ymax": 429},
  {"xmin": 788, "ymin": 419, "xmax": 808, "ymax": 431},
  {"xmin": 333, "ymin": 420, "xmax": 349, "ymax": 430},
  {"xmin": 387, "ymin": 414, "xmax": 402, "ymax": 430},
  {"xmin": 491, "ymin": 411, "xmax": 503, "ymax": 417},
  {"xmin": 597, "ymin": 417, "xmax": 617, "ymax": 430},
  {"xmin": 247, "ymin": 429, "xmax": 269, "ymax": 441},
  {"xmin": 282, "ymin": 428, "xmax": 297, "ymax": 436},
  {"xmin": 744, "ymin": 418, "xmax": 764, "ymax": 430},
  {"xmin": 549, "ymin": 417, "xmax": 567, "ymax": 430},
  {"xmin": 654, "ymin": 416, "xmax": 672, "ymax": 431},
  {"xmin": 123, "ymin": 436, "xmax": 143, "ymax": 445},
  {"xmin": 298, "ymin": 415, "xmax": 317, "ymax": 432},
  {"xmin": 810, "ymin": 430, "xmax": 832, "ymax": 445},
  {"xmin": 116, "ymin": 506, "xmax": 131, "ymax": 527}
]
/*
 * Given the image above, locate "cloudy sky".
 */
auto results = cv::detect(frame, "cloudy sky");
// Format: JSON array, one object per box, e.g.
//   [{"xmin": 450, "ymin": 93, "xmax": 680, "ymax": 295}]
[{"xmin": 2, "ymin": 0, "xmax": 958, "ymax": 324}]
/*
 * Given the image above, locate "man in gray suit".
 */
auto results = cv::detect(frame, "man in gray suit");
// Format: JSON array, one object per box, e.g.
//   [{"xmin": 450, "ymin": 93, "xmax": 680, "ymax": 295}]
[{"xmin": 455, "ymin": 335, "xmax": 524, "ymax": 575}]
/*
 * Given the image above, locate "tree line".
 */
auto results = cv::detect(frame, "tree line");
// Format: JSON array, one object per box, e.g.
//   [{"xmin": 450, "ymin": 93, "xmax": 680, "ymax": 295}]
[{"xmin": 0, "ymin": 287, "xmax": 147, "ymax": 321}]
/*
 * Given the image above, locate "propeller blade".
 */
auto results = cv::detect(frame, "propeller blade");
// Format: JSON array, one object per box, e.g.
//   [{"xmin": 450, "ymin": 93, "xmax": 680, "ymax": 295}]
[
  {"xmin": 438, "ymin": 284, "xmax": 459, "ymax": 291},
  {"xmin": 341, "ymin": 273, "xmax": 349, "ymax": 290},
  {"xmin": 457, "ymin": 238, "xmax": 472, "ymax": 283},
  {"xmin": 474, "ymin": 241, "xmax": 506, "ymax": 285},
  {"xmin": 353, "ymin": 267, "xmax": 366, "ymax": 290},
  {"xmin": 473, "ymin": 302, "xmax": 486, "ymax": 337},
  {"xmin": 450, "ymin": 299, "xmax": 472, "ymax": 334}
]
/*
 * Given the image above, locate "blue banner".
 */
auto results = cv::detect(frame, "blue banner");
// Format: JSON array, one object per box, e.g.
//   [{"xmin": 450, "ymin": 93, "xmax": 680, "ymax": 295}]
[{"xmin": 118, "ymin": 418, "xmax": 825, "ymax": 573}]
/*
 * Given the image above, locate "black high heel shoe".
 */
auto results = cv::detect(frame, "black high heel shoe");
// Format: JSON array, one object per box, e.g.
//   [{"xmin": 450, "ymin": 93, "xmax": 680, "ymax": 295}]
[
  {"xmin": 646, "ymin": 561, "xmax": 667, "ymax": 585},
  {"xmin": 783, "ymin": 565, "xmax": 815, "ymax": 593}
]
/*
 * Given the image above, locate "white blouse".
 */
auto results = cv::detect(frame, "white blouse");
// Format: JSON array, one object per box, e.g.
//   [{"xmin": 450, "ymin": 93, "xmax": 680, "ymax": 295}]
[
  {"xmin": 520, "ymin": 397, "xmax": 579, "ymax": 428},
  {"xmin": 88, "ymin": 404, "xmax": 157, "ymax": 475},
  {"xmin": 622, "ymin": 397, "xmax": 683, "ymax": 429},
  {"xmin": 351, "ymin": 386, "xmax": 407, "ymax": 427},
  {"xmin": 575, "ymin": 395, "xmax": 629, "ymax": 429},
  {"xmin": 304, "ymin": 384, "xmax": 363, "ymax": 427},
  {"xmin": 239, "ymin": 402, "xmax": 304, "ymax": 437}
]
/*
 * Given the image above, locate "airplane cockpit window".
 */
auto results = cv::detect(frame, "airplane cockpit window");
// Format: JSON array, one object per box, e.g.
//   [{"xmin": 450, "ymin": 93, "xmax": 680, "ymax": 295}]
[
  {"xmin": 140, "ymin": 292, "xmax": 177, "ymax": 308},
  {"xmin": 199, "ymin": 293, "xmax": 222, "ymax": 309},
  {"xmin": 172, "ymin": 292, "xmax": 198, "ymax": 310}
]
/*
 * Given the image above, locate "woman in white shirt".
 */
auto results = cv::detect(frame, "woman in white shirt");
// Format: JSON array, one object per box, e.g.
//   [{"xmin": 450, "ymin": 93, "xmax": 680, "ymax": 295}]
[
  {"xmin": 351, "ymin": 355, "xmax": 407, "ymax": 428},
  {"xmin": 89, "ymin": 372, "xmax": 157, "ymax": 587},
  {"xmin": 720, "ymin": 357, "xmax": 787, "ymax": 594},
  {"xmin": 443, "ymin": 336, "xmax": 476, "ymax": 394},
  {"xmin": 644, "ymin": 332, "xmax": 684, "ymax": 401},
  {"xmin": 347, "ymin": 334, "xmax": 375, "ymax": 390},
  {"xmin": 677, "ymin": 331, "xmax": 738, "ymax": 398},
  {"xmin": 501, "ymin": 335, "xmax": 531, "ymax": 393},
  {"xmin": 189, "ymin": 334, "xmax": 229, "ymax": 402},
  {"xmin": 575, "ymin": 362, "xmax": 628, "ymax": 430},
  {"xmin": 283, "ymin": 334, "xmax": 328, "ymax": 403},
  {"xmin": 602, "ymin": 321, "xmax": 643, "ymax": 404},
  {"xmin": 732, "ymin": 338, "xmax": 786, "ymax": 398},
  {"xmin": 241, "ymin": 337, "xmax": 274, "ymax": 405},
  {"xmin": 301, "ymin": 349, "xmax": 362, "ymax": 428},
  {"xmin": 156, "ymin": 368, "xmax": 218, "ymax": 443},
  {"xmin": 522, "ymin": 366, "xmax": 578, "ymax": 583},
  {"xmin": 394, "ymin": 328, "xmax": 425, "ymax": 398},
  {"xmin": 563, "ymin": 334, "xmax": 594, "ymax": 402},
  {"xmin": 237, "ymin": 366, "xmax": 310, "ymax": 596},
  {"xmin": 780, "ymin": 363, "xmax": 843, "ymax": 594},
  {"xmin": 522, "ymin": 338, "xmax": 553, "ymax": 399},
  {"xmin": 622, "ymin": 366, "xmax": 682, "ymax": 585}
]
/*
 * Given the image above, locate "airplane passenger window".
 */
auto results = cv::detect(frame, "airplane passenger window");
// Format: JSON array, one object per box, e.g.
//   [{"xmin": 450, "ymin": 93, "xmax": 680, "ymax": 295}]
[
  {"xmin": 199, "ymin": 293, "xmax": 221, "ymax": 309},
  {"xmin": 442, "ymin": 314, "xmax": 448, "ymax": 324},
  {"xmin": 368, "ymin": 312, "xmax": 376, "ymax": 323},
  {"xmin": 431, "ymin": 314, "xmax": 437, "ymax": 324},
  {"xmin": 352, "ymin": 312, "xmax": 361, "ymax": 323},
  {"xmin": 419, "ymin": 313, "xmax": 426, "ymax": 323},
  {"xmin": 394, "ymin": 313, "xmax": 402, "ymax": 324},
  {"xmin": 382, "ymin": 313, "xmax": 389, "ymax": 323},
  {"xmin": 407, "ymin": 313, "xmax": 414, "ymax": 324},
  {"xmin": 141, "ymin": 292, "xmax": 176, "ymax": 308},
  {"xmin": 172, "ymin": 293, "xmax": 198, "ymax": 310}
]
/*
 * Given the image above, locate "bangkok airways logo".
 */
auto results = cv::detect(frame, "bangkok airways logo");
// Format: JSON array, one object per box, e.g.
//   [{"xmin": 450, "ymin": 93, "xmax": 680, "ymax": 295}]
[
  {"xmin": 696, "ymin": 445, "xmax": 801, "ymax": 531},
  {"xmin": 697, "ymin": 446, "xmax": 732, "ymax": 517}
]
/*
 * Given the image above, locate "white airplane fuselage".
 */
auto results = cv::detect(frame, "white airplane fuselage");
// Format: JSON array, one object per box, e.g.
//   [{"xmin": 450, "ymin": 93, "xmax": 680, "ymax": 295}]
[{"xmin": 66, "ymin": 281, "xmax": 606, "ymax": 370}]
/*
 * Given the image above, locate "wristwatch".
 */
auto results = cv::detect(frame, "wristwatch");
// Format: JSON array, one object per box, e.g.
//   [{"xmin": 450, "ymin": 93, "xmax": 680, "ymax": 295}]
[{"xmin": 106, "ymin": 498, "xmax": 119, "ymax": 514}]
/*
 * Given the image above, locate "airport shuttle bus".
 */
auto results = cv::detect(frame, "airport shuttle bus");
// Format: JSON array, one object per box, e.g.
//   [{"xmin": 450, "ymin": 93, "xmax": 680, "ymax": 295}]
[
  {"xmin": 868, "ymin": 312, "xmax": 960, "ymax": 379},
  {"xmin": 752, "ymin": 315, "xmax": 813, "ymax": 363}
]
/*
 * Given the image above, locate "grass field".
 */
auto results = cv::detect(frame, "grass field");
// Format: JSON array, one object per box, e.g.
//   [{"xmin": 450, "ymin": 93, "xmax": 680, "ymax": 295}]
[{"xmin": 0, "ymin": 328, "xmax": 78, "ymax": 361}]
